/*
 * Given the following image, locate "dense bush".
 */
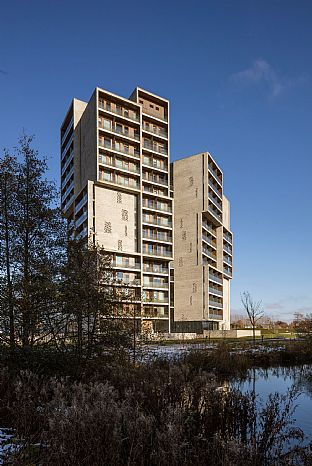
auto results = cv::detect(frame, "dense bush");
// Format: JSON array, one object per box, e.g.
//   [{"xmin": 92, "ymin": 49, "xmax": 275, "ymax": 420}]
[{"xmin": 1, "ymin": 346, "xmax": 312, "ymax": 466}]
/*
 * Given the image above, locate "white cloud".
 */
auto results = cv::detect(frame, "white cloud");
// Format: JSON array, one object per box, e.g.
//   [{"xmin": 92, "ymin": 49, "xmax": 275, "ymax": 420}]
[{"xmin": 231, "ymin": 59, "xmax": 305, "ymax": 97}]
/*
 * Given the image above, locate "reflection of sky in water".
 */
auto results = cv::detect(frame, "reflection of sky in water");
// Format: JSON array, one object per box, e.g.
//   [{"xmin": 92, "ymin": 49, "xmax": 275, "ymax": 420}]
[{"xmin": 233, "ymin": 366, "xmax": 312, "ymax": 439}]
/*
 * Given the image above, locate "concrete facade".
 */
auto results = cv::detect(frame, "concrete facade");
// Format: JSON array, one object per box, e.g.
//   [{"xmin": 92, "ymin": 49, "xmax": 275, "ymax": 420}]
[
  {"xmin": 60, "ymin": 86, "xmax": 233, "ymax": 333},
  {"xmin": 171, "ymin": 152, "xmax": 233, "ymax": 331}
]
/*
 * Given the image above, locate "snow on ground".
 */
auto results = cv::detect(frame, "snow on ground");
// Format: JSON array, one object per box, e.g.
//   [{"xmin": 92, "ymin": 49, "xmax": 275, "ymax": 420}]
[{"xmin": 0, "ymin": 428, "xmax": 17, "ymax": 465}]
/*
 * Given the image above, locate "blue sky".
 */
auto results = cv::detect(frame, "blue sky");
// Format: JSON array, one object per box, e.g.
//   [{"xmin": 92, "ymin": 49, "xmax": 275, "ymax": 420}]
[{"xmin": 1, "ymin": 0, "xmax": 311, "ymax": 321}]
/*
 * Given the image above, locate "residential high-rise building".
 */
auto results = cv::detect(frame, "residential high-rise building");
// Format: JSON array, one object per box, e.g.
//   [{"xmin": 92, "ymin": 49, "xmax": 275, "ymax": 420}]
[
  {"xmin": 60, "ymin": 87, "xmax": 172, "ymax": 333},
  {"xmin": 171, "ymin": 152, "xmax": 233, "ymax": 331},
  {"xmin": 60, "ymin": 86, "xmax": 232, "ymax": 334}
]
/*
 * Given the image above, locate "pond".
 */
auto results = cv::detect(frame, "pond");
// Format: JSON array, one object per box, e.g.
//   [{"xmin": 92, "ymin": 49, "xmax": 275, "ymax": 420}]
[{"xmin": 233, "ymin": 365, "xmax": 312, "ymax": 438}]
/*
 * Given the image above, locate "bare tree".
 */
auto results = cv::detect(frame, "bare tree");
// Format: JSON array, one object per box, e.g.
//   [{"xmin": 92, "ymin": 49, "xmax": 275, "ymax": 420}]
[{"xmin": 241, "ymin": 291, "xmax": 263, "ymax": 344}]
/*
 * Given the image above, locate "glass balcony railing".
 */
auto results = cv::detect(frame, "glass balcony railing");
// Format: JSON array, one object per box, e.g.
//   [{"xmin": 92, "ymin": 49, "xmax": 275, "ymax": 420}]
[
  {"xmin": 143, "ymin": 232, "xmax": 172, "ymax": 242},
  {"xmin": 209, "ymin": 300, "xmax": 223, "ymax": 309},
  {"xmin": 208, "ymin": 163, "xmax": 222, "ymax": 184},
  {"xmin": 223, "ymin": 267, "xmax": 232, "ymax": 277},
  {"xmin": 202, "ymin": 235, "xmax": 216, "ymax": 248},
  {"xmin": 111, "ymin": 261, "xmax": 141, "ymax": 270},
  {"xmin": 143, "ymin": 264, "xmax": 169, "ymax": 274},
  {"xmin": 98, "ymin": 100, "xmax": 139, "ymax": 122},
  {"xmin": 61, "ymin": 134, "xmax": 74, "ymax": 160},
  {"xmin": 208, "ymin": 180, "xmax": 222, "ymax": 199},
  {"xmin": 208, "ymin": 206, "xmax": 222, "ymax": 222},
  {"xmin": 208, "ymin": 192, "xmax": 222, "ymax": 210},
  {"xmin": 61, "ymin": 117, "xmax": 74, "ymax": 146},
  {"xmin": 99, "ymin": 123, "xmax": 140, "ymax": 141},
  {"xmin": 143, "ymin": 141, "xmax": 167, "ymax": 155},
  {"xmin": 223, "ymin": 232, "xmax": 232, "ymax": 243},
  {"xmin": 143, "ymin": 249, "xmax": 172, "ymax": 258},
  {"xmin": 202, "ymin": 221, "xmax": 216, "ymax": 236},
  {"xmin": 143, "ymin": 281, "xmax": 169, "ymax": 289},
  {"xmin": 75, "ymin": 210, "xmax": 88, "ymax": 228},
  {"xmin": 142, "ymin": 217, "xmax": 172, "ymax": 228},
  {"xmin": 99, "ymin": 173, "xmax": 139, "ymax": 189},
  {"xmin": 76, "ymin": 227, "xmax": 88, "ymax": 240},
  {"xmin": 61, "ymin": 166, "xmax": 74, "ymax": 188},
  {"xmin": 61, "ymin": 150, "xmax": 74, "ymax": 176},
  {"xmin": 62, "ymin": 193, "xmax": 75, "ymax": 213},
  {"xmin": 142, "ymin": 201, "xmax": 171, "ymax": 213},
  {"xmin": 209, "ymin": 313, "xmax": 223, "ymax": 320},
  {"xmin": 223, "ymin": 256, "xmax": 232, "ymax": 266},
  {"xmin": 143, "ymin": 125, "xmax": 168, "ymax": 138},
  {"xmin": 61, "ymin": 180, "xmax": 74, "ymax": 203},
  {"xmin": 223, "ymin": 244, "xmax": 232, "ymax": 255},
  {"xmin": 98, "ymin": 139, "xmax": 140, "ymax": 158},
  {"xmin": 209, "ymin": 287, "xmax": 223, "ymax": 297},
  {"xmin": 203, "ymin": 248, "xmax": 216, "ymax": 260},
  {"xmin": 75, "ymin": 194, "xmax": 88, "ymax": 214},
  {"xmin": 142, "ymin": 158, "xmax": 168, "ymax": 171},
  {"xmin": 98, "ymin": 155, "xmax": 139, "ymax": 174},
  {"xmin": 209, "ymin": 273, "xmax": 222, "ymax": 284},
  {"xmin": 142, "ymin": 173, "xmax": 168, "ymax": 185}
]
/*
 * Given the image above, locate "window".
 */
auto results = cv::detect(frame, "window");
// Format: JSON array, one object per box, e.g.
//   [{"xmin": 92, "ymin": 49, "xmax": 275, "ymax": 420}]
[
  {"xmin": 103, "ymin": 171, "xmax": 111, "ymax": 181},
  {"xmin": 139, "ymin": 100, "xmax": 143, "ymax": 104},
  {"xmin": 150, "ymin": 104, "xmax": 154, "ymax": 108},
  {"xmin": 124, "ymin": 109, "xmax": 129, "ymax": 117},
  {"xmin": 156, "ymin": 107, "xmax": 159, "ymax": 111},
  {"xmin": 103, "ymin": 119, "xmax": 111, "ymax": 129},
  {"xmin": 116, "ymin": 123, "xmax": 122, "ymax": 134}
]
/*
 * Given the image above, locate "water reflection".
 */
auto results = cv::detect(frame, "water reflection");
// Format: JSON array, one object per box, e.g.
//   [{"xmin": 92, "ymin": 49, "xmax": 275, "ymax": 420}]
[{"xmin": 232, "ymin": 365, "xmax": 312, "ymax": 438}]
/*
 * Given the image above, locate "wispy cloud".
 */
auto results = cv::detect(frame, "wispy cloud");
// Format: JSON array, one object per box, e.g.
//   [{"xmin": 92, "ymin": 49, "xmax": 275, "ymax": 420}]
[{"xmin": 231, "ymin": 59, "xmax": 306, "ymax": 97}]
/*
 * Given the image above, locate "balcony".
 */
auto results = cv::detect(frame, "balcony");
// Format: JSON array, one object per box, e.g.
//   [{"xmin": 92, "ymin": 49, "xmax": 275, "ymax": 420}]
[
  {"xmin": 143, "ymin": 264, "xmax": 168, "ymax": 274},
  {"xmin": 111, "ymin": 261, "xmax": 141, "ymax": 270},
  {"xmin": 62, "ymin": 192, "xmax": 75, "ymax": 212},
  {"xmin": 61, "ymin": 180, "xmax": 74, "ymax": 203},
  {"xmin": 223, "ymin": 256, "xmax": 232, "ymax": 266},
  {"xmin": 62, "ymin": 166, "xmax": 74, "ymax": 188},
  {"xmin": 209, "ymin": 287, "xmax": 223, "ymax": 297},
  {"xmin": 142, "ymin": 217, "xmax": 172, "ymax": 228},
  {"xmin": 98, "ymin": 100, "xmax": 139, "ymax": 122},
  {"xmin": 75, "ymin": 210, "xmax": 88, "ymax": 228},
  {"xmin": 99, "ymin": 123, "xmax": 140, "ymax": 141},
  {"xmin": 209, "ymin": 300, "xmax": 223, "ymax": 309},
  {"xmin": 142, "ymin": 124, "xmax": 168, "ymax": 138},
  {"xmin": 209, "ymin": 273, "xmax": 222, "ymax": 284},
  {"xmin": 75, "ymin": 194, "xmax": 88, "ymax": 214},
  {"xmin": 223, "ymin": 267, "xmax": 232, "ymax": 277},
  {"xmin": 208, "ymin": 163, "xmax": 222, "ymax": 184},
  {"xmin": 61, "ymin": 150, "xmax": 74, "ymax": 176},
  {"xmin": 98, "ymin": 155, "xmax": 140, "ymax": 174},
  {"xmin": 98, "ymin": 139, "xmax": 140, "ymax": 158},
  {"xmin": 143, "ymin": 141, "xmax": 167, "ymax": 155},
  {"xmin": 142, "ymin": 200, "xmax": 172, "ymax": 213},
  {"xmin": 202, "ymin": 221, "xmax": 216, "ymax": 236},
  {"xmin": 223, "ymin": 244, "xmax": 232, "ymax": 255},
  {"xmin": 209, "ymin": 313, "xmax": 223, "ymax": 320},
  {"xmin": 142, "ymin": 307, "xmax": 169, "ymax": 318},
  {"xmin": 208, "ymin": 180, "xmax": 222, "ymax": 199},
  {"xmin": 143, "ymin": 297, "xmax": 169, "ymax": 304},
  {"xmin": 142, "ymin": 173, "xmax": 168, "ymax": 186},
  {"xmin": 99, "ymin": 172, "xmax": 140, "ymax": 190},
  {"xmin": 61, "ymin": 117, "xmax": 74, "ymax": 146},
  {"xmin": 203, "ymin": 248, "xmax": 216, "ymax": 261},
  {"xmin": 208, "ymin": 205, "xmax": 222, "ymax": 222},
  {"xmin": 143, "ymin": 249, "xmax": 172, "ymax": 258},
  {"xmin": 61, "ymin": 134, "xmax": 74, "ymax": 160},
  {"xmin": 76, "ymin": 227, "xmax": 88, "ymax": 240},
  {"xmin": 143, "ymin": 232, "xmax": 172, "ymax": 242},
  {"xmin": 143, "ymin": 158, "xmax": 168, "ymax": 171},
  {"xmin": 143, "ymin": 281, "xmax": 169, "ymax": 289},
  {"xmin": 224, "ymin": 232, "xmax": 232, "ymax": 244},
  {"xmin": 202, "ymin": 235, "xmax": 216, "ymax": 248},
  {"xmin": 208, "ymin": 192, "xmax": 222, "ymax": 210}
]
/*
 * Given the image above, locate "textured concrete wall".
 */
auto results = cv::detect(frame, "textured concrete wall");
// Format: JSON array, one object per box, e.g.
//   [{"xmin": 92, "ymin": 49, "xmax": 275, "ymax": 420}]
[
  {"xmin": 173, "ymin": 154, "xmax": 204, "ymax": 321},
  {"xmin": 94, "ymin": 185, "xmax": 138, "ymax": 253}
]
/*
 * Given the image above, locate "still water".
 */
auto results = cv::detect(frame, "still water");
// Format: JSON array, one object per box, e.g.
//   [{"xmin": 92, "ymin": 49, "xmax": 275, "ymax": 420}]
[{"xmin": 233, "ymin": 365, "xmax": 312, "ymax": 438}]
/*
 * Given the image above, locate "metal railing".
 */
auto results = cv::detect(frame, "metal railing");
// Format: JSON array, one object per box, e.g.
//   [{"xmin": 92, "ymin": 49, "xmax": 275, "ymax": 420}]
[
  {"xmin": 143, "ymin": 125, "xmax": 167, "ymax": 138},
  {"xmin": 208, "ymin": 163, "xmax": 222, "ymax": 184},
  {"xmin": 209, "ymin": 300, "xmax": 223, "ymax": 309},
  {"xmin": 75, "ymin": 194, "xmax": 88, "ymax": 214},
  {"xmin": 99, "ymin": 123, "xmax": 140, "ymax": 140},
  {"xmin": 143, "ymin": 264, "xmax": 168, "ymax": 274},
  {"xmin": 142, "ymin": 217, "xmax": 172, "ymax": 228},
  {"xmin": 98, "ymin": 155, "xmax": 139, "ymax": 173},
  {"xmin": 209, "ymin": 287, "xmax": 223, "ymax": 297},
  {"xmin": 143, "ymin": 141, "xmax": 167, "ymax": 155},
  {"xmin": 142, "ymin": 173, "xmax": 168, "ymax": 185},
  {"xmin": 61, "ymin": 134, "xmax": 74, "ymax": 160},
  {"xmin": 61, "ymin": 150, "xmax": 74, "ymax": 176},
  {"xmin": 209, "ymin": 273, "xmax": 222, "ymax": 284},
  {"xmin": 61, "ymin": 117, "xmax": 74, "ymax": 146}
]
